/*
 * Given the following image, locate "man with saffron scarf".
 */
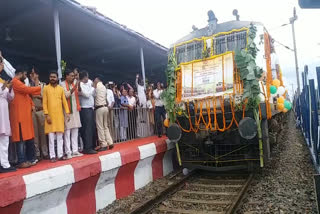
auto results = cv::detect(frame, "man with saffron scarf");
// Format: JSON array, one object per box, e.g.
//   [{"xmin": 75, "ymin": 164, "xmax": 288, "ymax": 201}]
[
  {"xmin": 43, "ymin": 71, "xmax": 70, "ymax": 162},
  {"xmin": 61, "ymin": 70, "xmax": 82, "ymax": 159}
]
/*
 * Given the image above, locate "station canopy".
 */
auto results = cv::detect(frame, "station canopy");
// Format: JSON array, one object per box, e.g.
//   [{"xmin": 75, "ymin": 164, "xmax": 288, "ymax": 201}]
[{"xmin": 0, "ymin": 0, "xmax": 168, "ymax": 84}]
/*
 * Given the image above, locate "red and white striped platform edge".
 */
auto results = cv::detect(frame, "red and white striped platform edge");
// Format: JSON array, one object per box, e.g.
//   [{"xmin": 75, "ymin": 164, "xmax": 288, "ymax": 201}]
[{"xmin": 0, "ymin": 137, "xmax": 176, "ymax": 214}]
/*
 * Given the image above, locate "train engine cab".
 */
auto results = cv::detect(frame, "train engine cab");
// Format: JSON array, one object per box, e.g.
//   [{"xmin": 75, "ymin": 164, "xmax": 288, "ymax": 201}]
[{"xmin": 166, "ymin": 10, "xmax": 290, "ymax": 172}]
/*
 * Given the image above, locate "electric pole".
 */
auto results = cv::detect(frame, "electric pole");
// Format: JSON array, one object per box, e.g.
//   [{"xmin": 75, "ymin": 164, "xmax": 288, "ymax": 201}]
[{"xmin": 290, "ymin": 7, "xmax": 301, "ymax": 96}]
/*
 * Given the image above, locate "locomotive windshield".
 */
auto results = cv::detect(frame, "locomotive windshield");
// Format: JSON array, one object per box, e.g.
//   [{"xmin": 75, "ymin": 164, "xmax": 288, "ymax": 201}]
[{"xmin": 174, "ymin": 29, "xmax": 248, "ymax": 65}]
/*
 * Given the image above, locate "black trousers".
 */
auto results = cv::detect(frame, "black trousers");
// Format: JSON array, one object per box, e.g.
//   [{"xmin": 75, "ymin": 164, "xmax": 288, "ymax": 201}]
[
  {"xmin": 80, "ymin": 108, "xmax": 96, "ymax": 151},
  {"xmin": 16, "ymin": 123, "xmax": 35, "ymax": 164},
  {"xmin": 155, "ymin": 106, "xmax": 166, "ymax": 136}
]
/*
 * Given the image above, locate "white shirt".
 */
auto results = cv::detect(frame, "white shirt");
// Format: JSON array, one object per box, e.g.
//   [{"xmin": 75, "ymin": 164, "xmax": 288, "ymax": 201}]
[
  {"xmin": 106, "ymin": 88, "xmax": 115, "ymax": 107},
  {"xmin": 3, "ymin": 58, "xmax": 15, "ymax": 78},
  {"xmin": 3, "ymin": 58, "xmax": 29, "ymax": 86},
  {"xmin": 94, "ymin": 82, "xmax": 107, "ymax": 107},
  {"xmin": 137, "ymin": 85, "xmax": 147, "ymax": 107},
  {"xmin": 0, "ymin": 83, "xmax": 14, "ymax": 136},
  {"xmin": 146, "ymin": 100, "xmax": 153, "ymax": 109},
  {"xmin": 153, "ymin": 89, "xmax": 164, "ymax": 107},
  {"xmin": 79, "ymin": 79, "xmax": 95, "ymax": 108},
  {"xmin": 24, "ymin": 77, "xmax": 30, "ymax": 86},
  {"xmin": 127, "ymin": 96, "xmax": 136, "ymax": 107},
  {"xmin": 136, "ymin": 79, "xmax": 147, "ymax": 108}
]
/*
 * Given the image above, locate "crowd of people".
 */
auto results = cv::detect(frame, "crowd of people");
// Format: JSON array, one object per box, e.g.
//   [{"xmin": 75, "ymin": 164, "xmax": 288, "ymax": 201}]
[{"xmin": 0, "ymin": 52, "xmax": 167, "ymax": 173}]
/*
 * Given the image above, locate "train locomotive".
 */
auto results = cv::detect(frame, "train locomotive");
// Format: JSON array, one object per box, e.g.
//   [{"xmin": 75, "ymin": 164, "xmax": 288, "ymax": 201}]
[{"xmin": 165, "ymin": 10, "xmax": 290, "ymax": 172}]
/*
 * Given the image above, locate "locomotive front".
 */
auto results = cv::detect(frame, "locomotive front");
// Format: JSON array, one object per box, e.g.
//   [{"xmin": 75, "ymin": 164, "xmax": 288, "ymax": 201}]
[{"xmin": 164, "ymin": 10, "xmax": 288, "ymax": 172}]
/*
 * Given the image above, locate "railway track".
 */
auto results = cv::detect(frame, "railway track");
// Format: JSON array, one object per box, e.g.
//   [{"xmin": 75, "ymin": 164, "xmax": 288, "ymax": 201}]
[{"xmin": 130, "ymin": 171, "xmax": 253, "ymax": 214}]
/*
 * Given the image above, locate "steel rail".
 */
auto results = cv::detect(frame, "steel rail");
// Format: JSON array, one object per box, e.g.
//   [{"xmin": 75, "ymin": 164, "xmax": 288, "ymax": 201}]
[
  {"xmin": 129, "ymin": 172, "xmax": 253, "ymax": 214},
  {"xmin": 225, "ymin": 173, "xmax": 254, "ymax": 214},
  {"xmin": 129, "ymin": 171, "xmax": 196, "ymax": 214}
]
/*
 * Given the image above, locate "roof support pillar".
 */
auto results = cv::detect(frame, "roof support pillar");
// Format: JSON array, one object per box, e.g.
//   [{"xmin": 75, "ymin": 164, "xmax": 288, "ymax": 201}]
[
  {"xmin": 53, "ymin": 3, "xmax": 62, "ymax": 79},
  {"xmin": 140, "ymin": 47, "xmax": 146, "ymax": 88}
]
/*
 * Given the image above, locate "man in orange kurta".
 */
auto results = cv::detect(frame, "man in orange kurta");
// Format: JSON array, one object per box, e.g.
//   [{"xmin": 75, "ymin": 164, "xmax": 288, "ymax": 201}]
[{"xmin": 10, "ymin": 66, "xmax": 41, "ymax": 168}]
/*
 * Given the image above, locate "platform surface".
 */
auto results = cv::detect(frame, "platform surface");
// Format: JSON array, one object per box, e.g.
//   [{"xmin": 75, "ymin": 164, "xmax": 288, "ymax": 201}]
[
  {"xmin": 0, "ymin": 135, "xmax": 168, "ymax": 180},
  {"xmin": 0, "ymin": 135, "xmax": 176, "ymax": 214}
]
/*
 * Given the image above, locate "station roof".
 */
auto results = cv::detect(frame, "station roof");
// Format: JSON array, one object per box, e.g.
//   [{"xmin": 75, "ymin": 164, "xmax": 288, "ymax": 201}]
[{"xmin": 0, "ymin": 0, "xmax": 168, "ymax": 84}]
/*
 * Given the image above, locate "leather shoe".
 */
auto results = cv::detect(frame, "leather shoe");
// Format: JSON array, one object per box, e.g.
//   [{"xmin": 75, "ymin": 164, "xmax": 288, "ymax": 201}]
[
  {"xmin": 83, "ymin": 149, "xmax": 98, "ymax": 154},
  {"xmin": 0, "ymin": 166, "xmax": 16, "ymax": 173},
  {"xmin": 50, "ymin": 158, "xmax": 57, "ymax": 163},
  {"xmin": 98, "ymin": 147, "xmax": 107, "ymax": 152},
  {"xmin": 18, "ymin": 162, "xmax": 31, "ymax": 168}
]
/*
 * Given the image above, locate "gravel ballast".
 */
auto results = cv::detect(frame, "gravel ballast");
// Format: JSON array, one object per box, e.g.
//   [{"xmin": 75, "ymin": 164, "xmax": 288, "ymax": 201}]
[
  {"xmin": 98, "ymin": 112, "xmax": 317, "ymax": 213},
  {"xmin": 97, "ymin": 172, "xmax": 184, "ymax": 214},
  {"xmin": 238, "ymin": 112, "xmax": 317, "ymax": 213}
]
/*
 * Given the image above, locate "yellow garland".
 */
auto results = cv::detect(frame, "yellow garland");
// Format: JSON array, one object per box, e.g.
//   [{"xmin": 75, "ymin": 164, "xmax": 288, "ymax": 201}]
[{"xmin": 177, "ymin": 93, "xmax": 266, "ymax": 133}]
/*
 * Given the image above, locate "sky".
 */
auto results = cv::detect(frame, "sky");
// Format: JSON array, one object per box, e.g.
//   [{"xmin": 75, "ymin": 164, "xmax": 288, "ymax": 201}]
[{"xmin": 78, "ymin": 0, "xmax": 320, "ymax": 97}]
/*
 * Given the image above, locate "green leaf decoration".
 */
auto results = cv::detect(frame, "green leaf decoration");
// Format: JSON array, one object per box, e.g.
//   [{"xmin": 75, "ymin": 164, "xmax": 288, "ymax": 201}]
[
  {"xmin": 234, "ymin": 23, "xmax": 262, "ymax": 109},
  {"xmin": 161, "ymin": 54, "xmax": 178, "ymax": 124},
  {"xmin": 235, "ymin": 23, "xmax": 265, "ymax": 167}
]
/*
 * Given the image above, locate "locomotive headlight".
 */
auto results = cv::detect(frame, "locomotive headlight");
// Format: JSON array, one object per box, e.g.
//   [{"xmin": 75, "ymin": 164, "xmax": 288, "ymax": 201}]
[{"xmin": 238, "ymin": 117, "xmax": 258, "ymax": 140}]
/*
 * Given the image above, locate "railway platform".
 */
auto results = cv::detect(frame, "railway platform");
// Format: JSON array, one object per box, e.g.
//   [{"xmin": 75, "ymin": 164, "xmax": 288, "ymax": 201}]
[{"xmin": 0, "ymin": 136, "xmax": 176, "ymax": 214}]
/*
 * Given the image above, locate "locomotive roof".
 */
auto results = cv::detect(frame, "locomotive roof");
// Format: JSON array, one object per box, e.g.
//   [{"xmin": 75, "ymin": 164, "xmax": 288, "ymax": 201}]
[{"xmin": 172, "ymin": 20, "xmax": 263, "ymax": 47}]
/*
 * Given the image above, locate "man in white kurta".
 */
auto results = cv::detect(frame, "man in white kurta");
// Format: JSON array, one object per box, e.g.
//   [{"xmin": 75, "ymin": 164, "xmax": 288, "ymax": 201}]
[
  {"xmin": 61, "ymin": 70, "xmax": 82, "ymax": 159},
  {"xmin": 0, "ymin": 71, "xmax": 16, "ymax": 172},
  {"xmin": 135, "ymin": 74, "xmax": 148, "ymax": 137},
  {"xmin": 135, "ymin": 74, "xmax": 146, "ymax": 107}
]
